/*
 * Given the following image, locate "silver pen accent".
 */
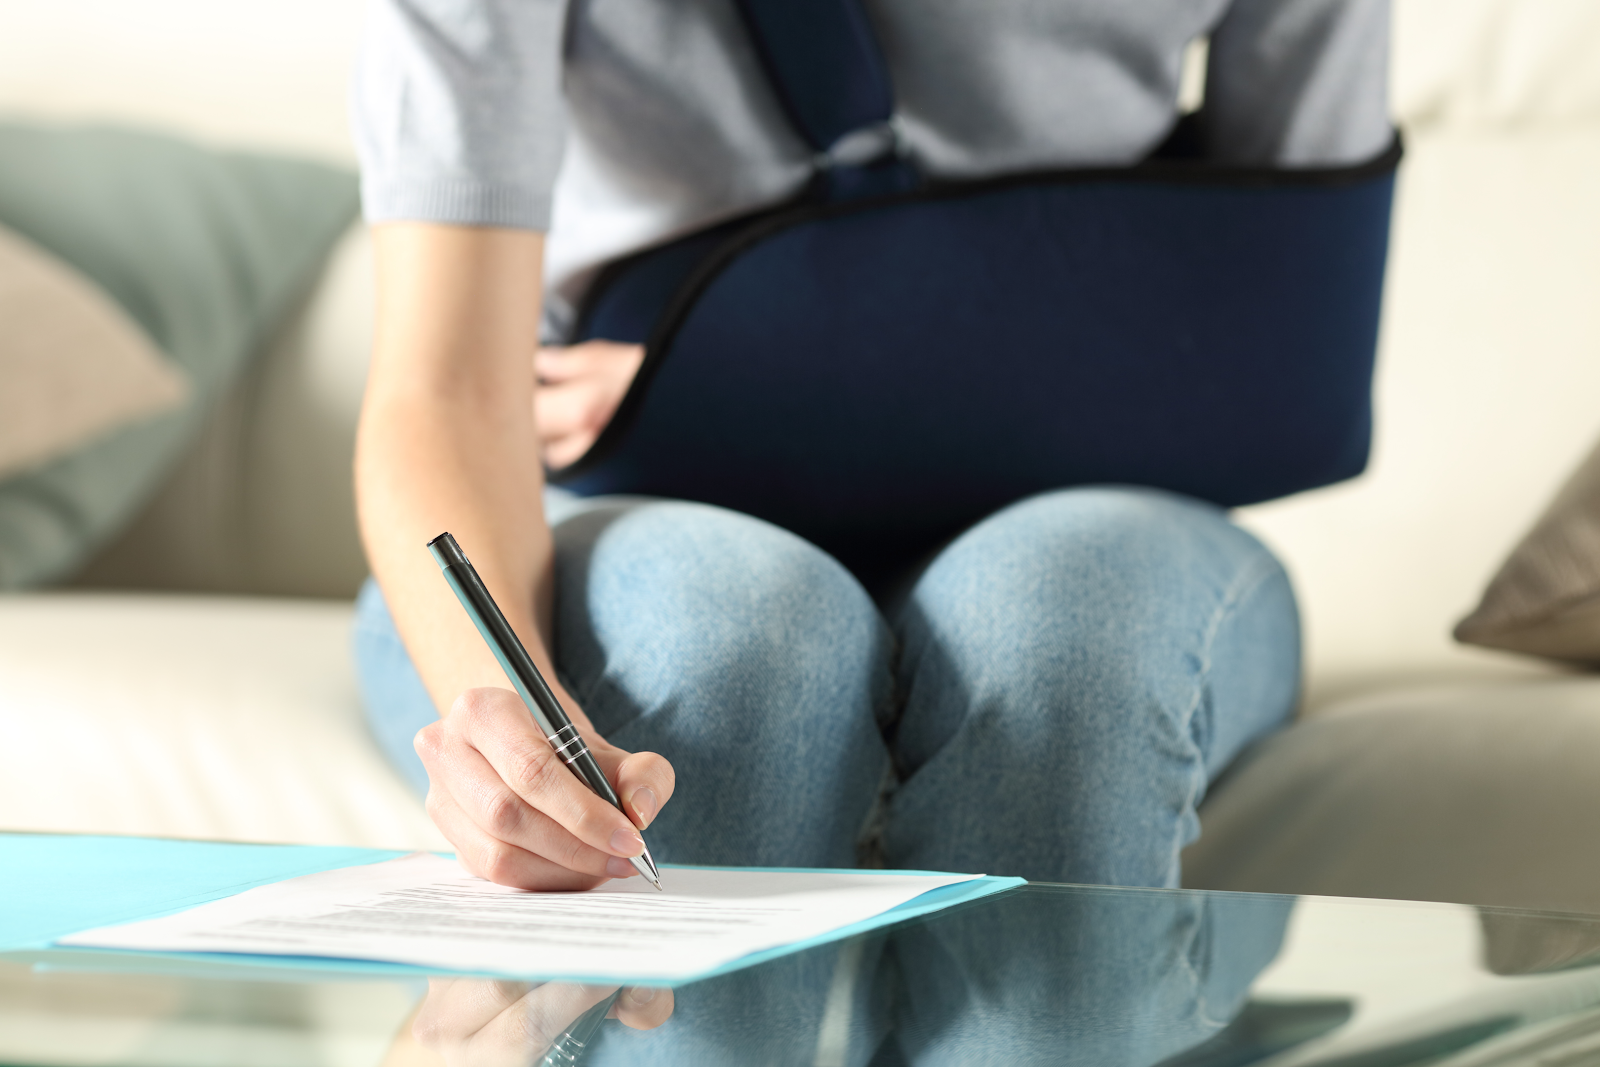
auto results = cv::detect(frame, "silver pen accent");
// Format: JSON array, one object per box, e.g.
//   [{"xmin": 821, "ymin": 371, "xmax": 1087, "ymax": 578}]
[
  {"xmin": 547, "ymin": 725, "xmax": 662, "ymax": 887},
  {"xmin": 537, "ymin": 989, "xmax": 620, "ymax": 1067}
]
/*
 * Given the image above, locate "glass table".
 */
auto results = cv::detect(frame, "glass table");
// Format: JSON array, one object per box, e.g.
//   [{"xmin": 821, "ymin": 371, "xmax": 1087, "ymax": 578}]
[{"xmin": 6, "ymin": 882, "xmax": 1600, "ymax": 1067}]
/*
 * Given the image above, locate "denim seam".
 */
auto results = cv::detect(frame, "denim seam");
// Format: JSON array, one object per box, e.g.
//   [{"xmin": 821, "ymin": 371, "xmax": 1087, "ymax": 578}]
[
  {"xmin": 1175, "ymin": 550, "xmax": 1281, "ymax": 1027},
  {"xmin": 856, "ymin": 630, "xmax": 906, "ymax": 868},
  {"xmin": 1171, "ymin": 550, "xmax": 1280, "ymax": 869},
  {"xmin": 880, "ymin": 629, "xmax": 909, "ymax": 775}
]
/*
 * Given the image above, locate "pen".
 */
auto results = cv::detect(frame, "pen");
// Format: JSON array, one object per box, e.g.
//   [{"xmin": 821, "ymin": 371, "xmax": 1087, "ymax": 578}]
[
  {"xmin": 427, "ymin": 531, "xmax": 664, "ymax": 891},
  {"xmin": 538, "ymin": 989, "xmax": 620, "ymax": 1067}
]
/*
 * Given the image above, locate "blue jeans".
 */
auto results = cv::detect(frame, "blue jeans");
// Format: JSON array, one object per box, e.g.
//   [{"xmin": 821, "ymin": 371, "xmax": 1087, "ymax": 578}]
[
  {"xmin": 588, "ymin": 884, "xmax": 1294, "ymax": 1066},
  {"xmin": 352, "ymin": 486, "xmax": 1299, "ymax": 886}
]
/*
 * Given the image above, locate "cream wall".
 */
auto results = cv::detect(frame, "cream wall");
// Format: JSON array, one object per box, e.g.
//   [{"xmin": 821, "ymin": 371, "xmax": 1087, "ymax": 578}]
[
  {"xmin": 0, "ymin": 0, "xmax": 365, "ymax": 162},
  {"xmin": 1243, "ymin": 0, "xmax": 1600, "ymax": 692},
  {"xmin": 1237, "ymin": 128, "xmax": 1600, "ymax": 697},
  {"xmin": 1395, "ymin": 0, "xmax": 1600, "ymax": 130}
]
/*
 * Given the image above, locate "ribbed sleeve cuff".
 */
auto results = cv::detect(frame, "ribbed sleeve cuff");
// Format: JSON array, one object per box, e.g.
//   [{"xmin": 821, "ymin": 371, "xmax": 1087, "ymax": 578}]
[{"xmin": 360, "ymin": 177, "xmax": 553, "ymax": 231}]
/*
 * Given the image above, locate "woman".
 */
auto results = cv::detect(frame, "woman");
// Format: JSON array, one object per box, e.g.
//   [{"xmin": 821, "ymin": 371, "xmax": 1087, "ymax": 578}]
[{"xmin": 350, "ymin": 0, "xmax": 1391, "ymax": 890}]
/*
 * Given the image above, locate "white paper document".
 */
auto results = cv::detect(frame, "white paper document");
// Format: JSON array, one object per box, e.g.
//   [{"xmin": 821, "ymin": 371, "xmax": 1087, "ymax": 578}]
[{"xmin": 61, "ymin": 854, "xmax": 982, "ymax": 982}]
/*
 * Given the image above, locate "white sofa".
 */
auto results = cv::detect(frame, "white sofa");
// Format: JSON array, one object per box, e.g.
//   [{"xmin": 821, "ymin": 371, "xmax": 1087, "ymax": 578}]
[{"xmin": 2, "ymin": 0, "xmax": 1599, "ymax": 910}]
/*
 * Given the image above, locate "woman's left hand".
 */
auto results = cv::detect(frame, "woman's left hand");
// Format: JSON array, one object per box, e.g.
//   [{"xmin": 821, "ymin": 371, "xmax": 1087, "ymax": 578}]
[{"xmin": 533, "ymin": 340, "xmax": 644, "ymax": 469}]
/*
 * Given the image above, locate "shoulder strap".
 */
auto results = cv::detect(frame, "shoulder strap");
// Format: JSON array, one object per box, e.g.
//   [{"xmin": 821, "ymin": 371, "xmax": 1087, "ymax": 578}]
[{"xmin": 732, "ymin": 0, "xmax": 894, "ymax": 154}]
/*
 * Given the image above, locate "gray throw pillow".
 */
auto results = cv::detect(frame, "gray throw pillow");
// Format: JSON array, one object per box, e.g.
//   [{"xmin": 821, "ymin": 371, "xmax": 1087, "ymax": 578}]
[
  {"xmin": 1454, "ymin": 435, "xmax": 1600, "ymax": 665},
  {"xmin": 0, "ymin": 122, "xmax": 358, "ymax": 588}
]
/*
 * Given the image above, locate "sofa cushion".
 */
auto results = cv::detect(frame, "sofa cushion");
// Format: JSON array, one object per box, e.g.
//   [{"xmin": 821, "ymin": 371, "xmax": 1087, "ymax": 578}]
[
  {"xmin": 0, "ymin": 593, "xmax": 445, "ymax": 851},
  {"xmin": 1184, "ymin": 677, "xmax": 1600, "ymax": 914},
  {"xmin": 5, "ymin": 592, "xmax": 1597, "ymax": 918},
  {"xmin": 0, "ymin": 122, "xmax": 357, "ymax": 589},
  {"xmin": 0, "ymin": 224, "xmax": 188, "ymax": 479},
  {"xmin": 1454, "ymin": 435, "xmax": 1600, "ymax": 666}
]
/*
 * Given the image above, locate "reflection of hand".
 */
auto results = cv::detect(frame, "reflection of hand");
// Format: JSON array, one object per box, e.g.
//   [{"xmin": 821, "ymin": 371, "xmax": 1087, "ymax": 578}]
[
  {"xmin": 416, "ymin": 687, "xmax": 674, "ymax": 891},
  {"xmin": 388, "ymin": 977, "xmax": 674, "ymax": 1067},
  {"xmin": 534, "ymin": 340, "xmax": 645, "ymax": 469}
]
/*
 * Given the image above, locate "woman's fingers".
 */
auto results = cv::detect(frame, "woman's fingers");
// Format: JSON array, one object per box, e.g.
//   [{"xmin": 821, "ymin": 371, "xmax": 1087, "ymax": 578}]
[
  {"xmin": 533, "ymin": 380, "xmax": 609, "ymax": 468},
  {"xmin": 534, "ymin": 340, "xmax": 644, "ymax": 386},
  {"xmin": 613, "ymin": 985, "xmax": 676, "ymax": 1030},
  {"xmin": 542, "ymin": 430, "xmax": 600, "ymax": 471},
  {"xmin": 588, "ymin": 743, "xmax": 676, "ymax": 831},
  {"xmin": 531, "ymin": 345, "xmax": 586, "ymax": 384},
  {"xmin": 509, "ymin": 984, "xmax": 618, "ymax": 1053},
  {"xmin": 446, "ymin": 688, "xmax": 649, "ymax": 865},
  {"xmin": 423, "ymin": 784, "xmax": 611, "ymax": 891},
  {"xmin": 417, "ymin": 741, "xmax": 630, "ymax": 883},
  {"xmin": 415, "ymin": 689, "xmax": 645, "ymax": 888},
  {"xmin": 532, "ymin": 340, "xmax": 645, "ymax": 467},
  {"xmin": 467, "ymin": 984, "xmax": 613, "ymax": 1065},
  {"xmin": 534, "ymin": 377, "xmax": 612, "ymax": 445},
  {"xmin": 414, "ymin": 685, "xmax": 665, "ymax": 888},
  {"xmin": 413, "ymin": 978, "xmax": 528, "ymax": 1047},
  {"xmin": 414, "ymin": 980, "xmax": 636, "ymax": 1066}
]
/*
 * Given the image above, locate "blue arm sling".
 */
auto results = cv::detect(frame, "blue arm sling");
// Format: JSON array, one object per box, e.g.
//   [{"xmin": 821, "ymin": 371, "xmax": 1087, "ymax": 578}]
[{"xmin": 553, "ymin": 0, "xmax": 1398, "ymax": 583}]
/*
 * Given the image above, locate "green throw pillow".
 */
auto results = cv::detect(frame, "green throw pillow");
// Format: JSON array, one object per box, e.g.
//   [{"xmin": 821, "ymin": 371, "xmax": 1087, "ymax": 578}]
[{"xmin": 0, "ymin": 122, "xmax": 358, "ymax": 589}]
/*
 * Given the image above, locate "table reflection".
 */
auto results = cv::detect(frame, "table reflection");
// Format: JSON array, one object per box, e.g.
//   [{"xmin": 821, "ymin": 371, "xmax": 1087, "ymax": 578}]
[
  {"xmin": 389, "ymin": 887, "xmax": 1302, "ymax": 1067},
  {"xmin": 393, "ymin": 979, "xmax": 673, "ymax": 1067}
]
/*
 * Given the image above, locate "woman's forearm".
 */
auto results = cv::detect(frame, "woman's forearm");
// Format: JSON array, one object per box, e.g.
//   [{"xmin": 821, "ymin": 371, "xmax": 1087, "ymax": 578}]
[
  {"xmin": 356, "ymin": 223, "xmax": 565, "ymax": 717},
  {"xmin": 356, "ymin": 224, "xmax": 674, "ymax": 892}
]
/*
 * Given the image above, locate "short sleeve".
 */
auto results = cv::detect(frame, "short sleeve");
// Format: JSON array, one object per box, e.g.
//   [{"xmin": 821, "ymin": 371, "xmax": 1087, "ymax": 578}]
[
  {"xmin": 1205, "ymin": 0, "xmax": 1391, "ymax": 166},
  {"xmin": 352, "ymin": 0, "xmax": 569, "ymax": 230}
]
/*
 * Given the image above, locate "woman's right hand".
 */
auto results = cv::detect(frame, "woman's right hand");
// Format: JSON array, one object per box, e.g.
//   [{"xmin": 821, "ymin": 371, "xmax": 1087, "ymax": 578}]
[
  {"xmin": 414, "ymin": 685, "xmax": 674, "ymax": 891},
  {"xmin": 361, "ymin": 226, "xmax": 665, "ymax": 892},
  {"xmin": 396, "ymin": 977, "xmax": 674, "ymax": 1067}
]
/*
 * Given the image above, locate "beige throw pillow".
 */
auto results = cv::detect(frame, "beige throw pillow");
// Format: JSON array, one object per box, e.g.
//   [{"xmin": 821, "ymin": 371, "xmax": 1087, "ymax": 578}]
[
  {"xmin": 0, "ymin": 224, "xmax": 189, "ymax": 480},
  {"xmin": 1455, "ymin": 434, "xmax": 1600, "ymax": 665}
]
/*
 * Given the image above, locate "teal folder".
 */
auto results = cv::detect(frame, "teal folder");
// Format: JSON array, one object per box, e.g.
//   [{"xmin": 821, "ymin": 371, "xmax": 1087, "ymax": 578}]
[{"xmin": 1, "ymin": 833, "xmax": 1023, "ymax": 985}]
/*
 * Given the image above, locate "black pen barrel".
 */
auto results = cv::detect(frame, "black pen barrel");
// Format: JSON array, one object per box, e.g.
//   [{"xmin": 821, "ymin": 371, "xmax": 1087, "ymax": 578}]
[
  {"xmin": 426, "ymin": 532, "xmax": 620, "ymax": 807},
  {"xmin": 427, "ymin": 532, "xmax": 572, "ymax": 741}
]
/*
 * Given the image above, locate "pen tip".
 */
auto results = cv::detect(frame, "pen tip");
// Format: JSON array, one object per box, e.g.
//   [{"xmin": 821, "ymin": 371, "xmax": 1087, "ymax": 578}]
[{"xmin": 629, "ymin": 847, "xmax": 663, "ymax": 891}]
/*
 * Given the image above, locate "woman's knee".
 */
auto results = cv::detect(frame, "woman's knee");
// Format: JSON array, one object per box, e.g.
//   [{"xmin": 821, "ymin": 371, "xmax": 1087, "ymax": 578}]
[
  {"xmin": 886, "ymin": 489, "xmax": 1299, "ymax": 883},
  {"xmin": 908, "ymin": 488, "xmax": 1291, "ymax": 671},
  {"xmin": 895, "ymin": 487, "xmax": 1299, "ymax": 763},
  {"xmin": 553, "ymin": 501, "xmax": 891, "ymax": 865},
  {"xmin": 351, "ymin": 578, "xmax": 438, "ymax": 797},
  {"xmin": 554, "ymin": 500, "xmax": 891, "ymax": 738}
]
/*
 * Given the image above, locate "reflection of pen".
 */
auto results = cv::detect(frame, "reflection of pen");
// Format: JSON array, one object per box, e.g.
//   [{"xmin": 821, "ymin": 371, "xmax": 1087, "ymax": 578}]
[
  {"xmin": 538, "ymin": 989, "xmax": 620, "ymax": 1067},
  {"xmin": 428, "ymin": 531, "xmax": 663, "ymax": 890}
]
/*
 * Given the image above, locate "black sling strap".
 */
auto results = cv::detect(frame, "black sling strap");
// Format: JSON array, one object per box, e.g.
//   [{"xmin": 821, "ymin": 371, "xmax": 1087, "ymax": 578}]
[
  {"xmin": 731, "ymin": 0, "xmax": 894, "ymax": 155},
  {"xmin": 733, "ymin": 0, "xmax": 917, "ymax": 202}
]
